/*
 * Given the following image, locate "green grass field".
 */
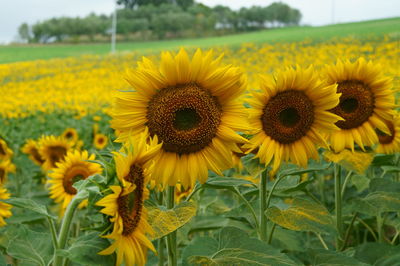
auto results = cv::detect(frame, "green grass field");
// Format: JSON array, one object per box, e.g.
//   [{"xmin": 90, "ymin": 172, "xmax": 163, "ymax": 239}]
[{"xmin": 1, "ymin": 17, "xmax": 399, "ymax": 64}]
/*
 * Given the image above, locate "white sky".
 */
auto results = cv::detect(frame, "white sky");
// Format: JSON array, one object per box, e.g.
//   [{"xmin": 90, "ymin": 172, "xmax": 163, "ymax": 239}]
[{"xmin": 0, "ymin": 0, "xmax": 399, "ymax": 43}]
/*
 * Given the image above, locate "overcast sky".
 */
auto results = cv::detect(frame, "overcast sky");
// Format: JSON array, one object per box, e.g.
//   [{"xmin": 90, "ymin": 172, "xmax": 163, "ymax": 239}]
[{"xmin": 0, "ymin": 0, "xmax": 399, "ymax": 43}]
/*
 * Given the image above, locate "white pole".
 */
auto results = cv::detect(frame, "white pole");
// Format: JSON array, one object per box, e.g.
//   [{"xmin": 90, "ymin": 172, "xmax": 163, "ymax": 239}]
[{"xmin": 111, "ymin": 0, "xmax": 117, "ymax": 53}]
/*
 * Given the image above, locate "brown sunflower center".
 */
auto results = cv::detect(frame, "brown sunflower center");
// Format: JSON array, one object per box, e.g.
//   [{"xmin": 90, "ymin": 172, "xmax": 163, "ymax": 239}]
[
  {"xmin": 63, "ymin": 166, "xmax": 91, "ymax": 195},
  {"xmin": 0, "ymin": 144, "xmax": 6, "ymax": 156},
  {"xmin": 31, "ymin": 148, "xmax": 45, "ymax": 164},
  {"xmin": 146, "ymin": 83, "xmax": 222, "ymax": 154},
  {"xmin": 0, "ymin": 168, "xmax": 5, "ymax": 183},
  {"xmin": 117, "ymin": 164, "xmax": 145, "ymax": 236},
  {"xmin": 65, "ymin": 132, "xmax": 73, "ymax": 139},
  {"xmin": 262, "ymin": 90, "xmax": 314, "ymax": 144},
  {"xmin": 377, "ymin": 122, "xmax": 395, "ymax": 145},
  {"xmin": 48, "ymin": 146, "xmax": 68, "ymax": 168},
  {"xmin": 97, "ymin": 137, "xmax": 105, "ymax": 144},
  {"xmin": 330, "ymin": 80, "xmax": 374, "ymax": 129}
]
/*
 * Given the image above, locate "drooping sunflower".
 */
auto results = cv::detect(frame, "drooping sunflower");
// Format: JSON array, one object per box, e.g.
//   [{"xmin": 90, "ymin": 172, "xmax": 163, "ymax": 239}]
[
  {"xmin": 97, "ymin": 130, "xmax": 161, "ymax": 266},
  {"xmin": 22, "ymin": 139, "xmax": 45, "ymax": 166},
  {"xmin": 324, "ymin": 58, "xmax": 396, "ymax": 152},
  {"xmin": 38, "ymin": 135, "xmax": 72, "ymax": 171},
  {"xmin": 244, "ymin": 66, "xmax": 342, "ymax": 172},
  {"xmin": 0, "ymin": 139, "xmax": 13, "ymax": 160},
  {"xmin": 0, "ymin": 159, "xmax": 16, "ymax": 184},
  {"xmin": 47, "ymin": 150, "xmax": 102, "ymax": 210},
  {"xmin": 375, "ymin": 114, "xmax": 400, "ymax": 154},
  {"xmin": 111, "ymin": 48, "xmax": 249, "ymax": 189},
  {"xmin": 0, "ymin": 186, "xmax": 12, "ymax": 227},
  {"xmin": 94, "ymin": 133, "xmax": 108, "ymax": 150},
  {"xmin": 61, "ymin": 128, "xmax": 79, "ymax": 144}
]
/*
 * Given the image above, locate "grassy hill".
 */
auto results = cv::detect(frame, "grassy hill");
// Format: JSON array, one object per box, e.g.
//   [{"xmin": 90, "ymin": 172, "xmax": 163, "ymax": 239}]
[{"xmin": 0, "ymin": 17, "xmax": 398, "ymax": 64}]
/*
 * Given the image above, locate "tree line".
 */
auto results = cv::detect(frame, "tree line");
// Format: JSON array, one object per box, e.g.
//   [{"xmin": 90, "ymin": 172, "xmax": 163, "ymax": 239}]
[{"xmin": 18, "ymin": 1, "xmax": 302, "ymax": 43}]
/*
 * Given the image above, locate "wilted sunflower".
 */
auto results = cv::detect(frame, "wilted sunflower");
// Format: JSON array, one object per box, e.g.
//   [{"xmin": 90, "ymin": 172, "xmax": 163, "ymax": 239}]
[
  {"xmin": 97, "ymin": 131, "xmax": 161, "ymax": 266},
  {"xmin": 61, "ymin": 128, "xmax": 79, "ymax": 144},
  {"xmin": 0, "ymin": 186, "xmax": 12, "ymax": 227},
  {"xmin": 0, "ymin": 159, "xmax": 16, "ymax": 184},
  {"xmin": 111, "ymin": 48, "xmax": 249, "ymax": 188},
  {"xmin": 375, "ymin": 114, "xmax": 400, "ymax": 154},
  {"xmin": 245, "ymin": 66, "xmax": 342, "ymax": 172},
  {"xmin": 94, "ymin": 133, "xmax": 108, "ymax": 150},
  {"xmin": 38, "ymin": 135, "xmax": 72, "ymax": 171},
  {"xmin": 22, "ymin": 139, "xmax": 45, "ymax": 166},
  {"xmin": 324, "ymin": 58, "xmax": 395, "ymax": 152},
  {"xmin": 47, "ymin": 150, "xmax": 102, "ymax": 210},
  {"xmin": 0, "ymin": 139, "xmax": 13, "ymax": 160}
]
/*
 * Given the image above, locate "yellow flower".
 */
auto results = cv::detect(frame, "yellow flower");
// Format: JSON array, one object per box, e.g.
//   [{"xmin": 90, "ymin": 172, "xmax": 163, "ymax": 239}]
[
  {"xmin": 22, "ymin": 139, "xmax": 45, "ymax": 166},
  {"xmin": 47, "ymin": 150, "xmax": 102, "ymax": 211},
  {"xmin": 111, "ymin": 48, "xmax": 249, "ymax": 189},
  {"xmin": 324, "ymin": 58, "xmax": 396, "ymax": 152},
  {"xmin": 38, "ymin": 135, "xmax": 72, "ymax": 171},
  {"xmin": 0, "ymin": 185, "xmax": 12, "ymax": 227},
  {"xmin": 175, "ymin": 183, "xmax": 193, "ymax": 203},
  {"xmin": 0, "ymin": 139, "xmax": 13, "ymax": 160},
  {"xmin": 375, "ymin": 114, "xmax": 400, "ymax": 154},
  {"xmin": 96, "ymin": 130, "xmax": 161, "ymax": 266},
  {"xmin": 245, "ymin": 66, "xmax": 342, "ymax": 173},
  {"xmin": 0, "ymin": 159, "xmax": 16, "ymax": 184},
  {"xmin": 61, "ymin": 128, "xmax": 79, "ymax": 144},
  {"xmin": 94, "ymin": 133, "xmax": 108, "ymax": 150}
]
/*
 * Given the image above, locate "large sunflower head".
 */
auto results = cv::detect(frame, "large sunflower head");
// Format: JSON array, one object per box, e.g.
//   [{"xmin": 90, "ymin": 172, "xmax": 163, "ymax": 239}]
[
  {"xmin": 38, "ymin": 135, "xmax": 72, "ymax": 171},
  {"xmin": 0, "ymin": 139, "xmax": 13, "ymax": 160},
  {"xmin": 375, "ymin": 114, "xmax": 400, "ymax": 154},
  {"xmin": 61, "ymin": 128, "xmax": 79, "ymax": 144},
  {"xmin": 324, "ymin": 58, "xmax": 396, "ymax": 152},
  {"xmin": 22, "ymin": 139, "xmax": 45, "ymax": 166},
  {"xmin": 244, "ymin": 66, "xmax": 342, "ymax": 172},
  {"xmin": 96, "ymin": 131, "xmax": 159, "ymax": 266},
  {"xmin": 0, "ymin": 186, "xmax": 12, "ymax": 227},
  {"xmin": 47, "ymin": 150, "xmax": 103, "ymax": 210},
  {"xmin": 94, "ymin": 133, "xmax": 108, "ymax": 150},
  {"xmin": 111, "ymin": 48, "xmax": 249, "ymax": 189},
  {"xmin": 0, "ymin": 159, "xmax": 16, "ymax": 184}
]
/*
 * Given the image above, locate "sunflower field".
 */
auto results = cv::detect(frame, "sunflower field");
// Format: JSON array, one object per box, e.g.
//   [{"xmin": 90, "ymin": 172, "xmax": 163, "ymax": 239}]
[{"xmin": 0, "ymin": 31, "xmax": 400, "ymax": 266}]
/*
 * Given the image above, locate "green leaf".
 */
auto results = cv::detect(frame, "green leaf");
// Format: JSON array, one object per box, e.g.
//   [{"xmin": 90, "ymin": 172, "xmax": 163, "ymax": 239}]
[
  {"xmin": 265, "ymin": 198, "xmax": 335, "ymax": 234},
  {"xmin": 354, "ymin": 242, "xmax": 400, "ymax": 265},
  {"xmin": 350, "ymin": 174, "xmax": 370, "ymax": 193},
  {"xmin": 309, "ymin": 249, "xmax": 368, "ymax": 266},
  {"xmin": 203, "ymin": 176, "xmax": 254, "ymax": 189},
  {"xmin": 352, "ymin": 191, "xmax": 400, "ymax": 215},
  {"xmin": 371, "ymin": 154, "xmax": 396, "ymax": 166},
  {"xmin": 369, "ymin": 178, "xmax": 400, "ymax": 193},
  {"xmin": 381, "ymin": 166, "xmax": 400, "ymax": 173},
  {"xmin": 6, "ymin": 225, "xmax": 54, "ymax": 266},
  {"xmin": 147, "ymin": 201, "xmax": 197, "ymax": 240},
  {"xmin": 184, "ymin": 227, "xmax": 298, "ymax": 265},
  {"xmin": 5, "ymin": 198, "xmax": 57, "ymax": 220},
  {"xmin": 60, "ymin": 232, "xmax": 115, "ymax": 265},
  {"xmin": 277, "ymin": 166, "xmax": 328, "ymax": 179}
]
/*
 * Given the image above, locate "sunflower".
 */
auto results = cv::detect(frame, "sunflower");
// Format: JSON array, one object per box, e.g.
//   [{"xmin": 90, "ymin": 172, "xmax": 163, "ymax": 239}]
[
  {"xmin": 38, "ymin": 135, "xmax": 72, "ymax": 171},
  {"xmin": 324, "ymin": 58, "xmax": 396, "ymax": 152},
  {"xmin": 0, "ymin": 186, "xmax": 12, "ymax": 227},
  {"xmin": 0, "ymin": 159, "xmax": 16, "ymax": 184},
  {"xmin": 0, "ymin": 139, "xmax": 13, "ymax": 160},
  {"xmin": 175, "ymin": 183, "xmax": 193, "ymax": 203},
  {"xmin": 47, "ymin": 150, "xmax": 102, "ymax": 210},
  {"xmin": 244, "ymin": 66, "xmax": 342, "ymax": 172},
  {"xmin": 96, "ymin": 130, "xmax": 161, "ymax": 266},
  {"xmin": 375, "ymin": 114, "xmax": 400, "ymax": 154},
  {"xmin": 22, "ymin": 139, "xmax": 45, "ymax": 166},
  {"xmin": 61, "ymin": 128, "xmax": 79, "ymax": 144},
  {"xmin": 94, "ymin": 133, "xmax": 108, "ymax": 150},
  {"xmin": 111, "ymin": 48, "xmax": 249, "ymax": 189}
]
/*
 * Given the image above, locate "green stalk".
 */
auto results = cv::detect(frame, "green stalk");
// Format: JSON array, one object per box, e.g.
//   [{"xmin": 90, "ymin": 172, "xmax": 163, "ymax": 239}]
[
  {"xmin": 166, "ymin": 186, "xmax": 177, "ymax": 266},
  {"xmin": 259, "ymin": 169, "xmax": 268, "ymax": 241},
  {"xmin": 233, "ymin": 187, "xmax": 260, "ymax": 232},
  {"xmin": 267, "ymin": 223, "xmax": 276, "ymax": 244},
  {"xmin": 54, "ymin": 193, "xmax": 85, "ymax": 266},
  {"xmin": 377, "ymin": 214, "xmax": 384, "ymax": 243},
  {"xmin": 334, "ymin": 164, "xmax": 343, "ymax": 250},
  {"xmin": 158, "ymin": 238, "xmax": 165, "ymax": 266},
  {"xmin": 47, "ymin": 217, "xmax": 58, "ymax": 250}
]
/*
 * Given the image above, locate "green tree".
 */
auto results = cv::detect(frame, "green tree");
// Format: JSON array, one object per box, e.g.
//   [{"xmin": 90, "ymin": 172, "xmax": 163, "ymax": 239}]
[{"xmin": 18, "ymin": 23, "xmax": 31, "ymax": 42}]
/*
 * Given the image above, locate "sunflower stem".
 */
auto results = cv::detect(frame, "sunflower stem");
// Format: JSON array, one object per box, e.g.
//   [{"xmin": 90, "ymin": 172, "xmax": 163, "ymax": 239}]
[
  {"xmin": 166, "ymin": 186, "xmax": 177, "ymax": 266},
  {"xmin": 54, "ymin": 193, "xmax": 85, "ymax": 266},
  {"xmin": 233, "ymin": 187, "xmax": 260, "ymax": 231},
  {"xmin": 259, "ymin": 169, "xmax": 268, "ymax": 241},
  {"xmin": 47, "ymin": 217, "xmax": 58, "ymax": 250},
  {"xmin": 334, "ymin": 164, "xmax": 344, "ymax": 250},
  {"xmin": 158, "ymin": 238, "xmax": 165, "ymax": 266}
]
